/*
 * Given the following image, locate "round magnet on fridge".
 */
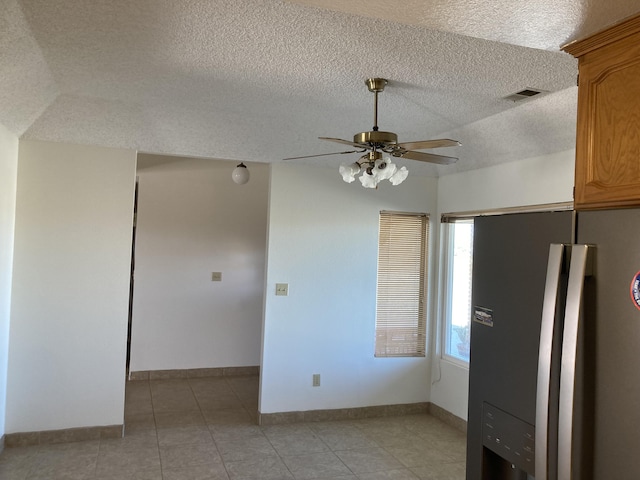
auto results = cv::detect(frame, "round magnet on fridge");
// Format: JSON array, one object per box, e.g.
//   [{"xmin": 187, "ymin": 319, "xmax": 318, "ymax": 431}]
[{"xmin": 629, "ymin": 271, "xmax": 640, "ymax": 311}]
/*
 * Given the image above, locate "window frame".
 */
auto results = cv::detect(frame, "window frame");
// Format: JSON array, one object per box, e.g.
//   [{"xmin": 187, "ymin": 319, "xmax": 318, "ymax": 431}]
[{"xmin": 439, "ymin": 216, "xmax": 474, "ymax": 366}]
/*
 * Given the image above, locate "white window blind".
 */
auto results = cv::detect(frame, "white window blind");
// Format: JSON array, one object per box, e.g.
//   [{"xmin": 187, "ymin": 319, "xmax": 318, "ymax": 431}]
[{"xmin": 375, "ymin": 211, "xmax": 428, "ymax": 357}]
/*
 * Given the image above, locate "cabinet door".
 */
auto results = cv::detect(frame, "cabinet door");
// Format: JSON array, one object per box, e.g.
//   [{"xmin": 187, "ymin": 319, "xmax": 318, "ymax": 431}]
[{"xmin": 573, "ymin": 28, "xmax": 640, "ymax": 209}]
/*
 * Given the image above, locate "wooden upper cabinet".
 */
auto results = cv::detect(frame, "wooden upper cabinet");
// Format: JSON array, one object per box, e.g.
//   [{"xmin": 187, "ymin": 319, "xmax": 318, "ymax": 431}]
[{"xmin": 563, "ymin": 14, "xmax": 640, "ymax": 210}]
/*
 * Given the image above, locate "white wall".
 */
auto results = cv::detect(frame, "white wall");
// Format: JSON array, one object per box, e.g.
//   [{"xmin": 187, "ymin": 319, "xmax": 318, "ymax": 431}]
[
  {"xmin": 0, "ymin": 123, "xmax": 18, "ymax": 440},
  {"xmin": 130, "ymin": 156, "xmax": 269, "ymax": 372},
  {"xmin": 6, "ymin": 140, "xmax": 136, "ymax": 433},
  {"xmin": 260, "ymin": 163, "xmax": 438, "ymax": 414},
  {"xmin": 430, "ymin": 149, "xmax": 575, "ymax": 420}
]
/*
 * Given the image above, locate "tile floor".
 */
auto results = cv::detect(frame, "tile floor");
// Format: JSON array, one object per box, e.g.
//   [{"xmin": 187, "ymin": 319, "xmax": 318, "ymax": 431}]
[{"xmin": 0, "ymin": 375, "xmax": 466, "ymax": 479}]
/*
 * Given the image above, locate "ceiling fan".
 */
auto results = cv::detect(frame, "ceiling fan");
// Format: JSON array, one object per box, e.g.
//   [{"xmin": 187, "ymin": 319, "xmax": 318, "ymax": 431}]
[{"xmin": 284, "ymin": 78, "xmax": 461, "ymax": 187}]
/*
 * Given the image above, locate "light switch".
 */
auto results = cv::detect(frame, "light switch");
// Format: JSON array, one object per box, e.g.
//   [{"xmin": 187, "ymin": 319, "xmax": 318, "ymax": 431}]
[
  {"xmin": 275, "ymin": 283, "xmax": 288, "ymax": 296},
  {"xmin": 212, "ymin": 272, "xmax": 222, "ymax": 281}
]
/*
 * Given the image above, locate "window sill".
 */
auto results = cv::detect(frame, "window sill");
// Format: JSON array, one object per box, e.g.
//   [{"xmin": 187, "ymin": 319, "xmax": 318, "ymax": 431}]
[{"xmin": 440, "ymin": 354, "xmax": 470, "ymax": 369}]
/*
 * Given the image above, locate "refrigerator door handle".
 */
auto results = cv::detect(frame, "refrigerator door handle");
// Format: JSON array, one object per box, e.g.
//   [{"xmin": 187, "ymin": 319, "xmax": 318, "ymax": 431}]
[
  {"xmin": 536, "ymin": 243, "xmax": 567, "ymax": 480},
  {"xmin": 558, "ymin": 244, "xmax": 592, "ymax": 480}
]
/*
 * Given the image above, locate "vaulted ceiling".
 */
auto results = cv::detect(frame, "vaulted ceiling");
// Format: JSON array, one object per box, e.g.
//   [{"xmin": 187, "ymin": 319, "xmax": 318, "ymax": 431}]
[{"xmin": 2, "ymin": 0, "xmax": 639, "ymax": 175}]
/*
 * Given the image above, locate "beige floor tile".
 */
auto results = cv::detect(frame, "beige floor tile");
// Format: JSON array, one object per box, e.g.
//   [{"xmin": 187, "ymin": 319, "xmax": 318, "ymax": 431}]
[
  {"xmin": 307, "ymin": 422, "xmax": 359, "ymax": 435},
  {"xmin": 358, "ymin": 427, "xmax": 421, "ymax": 448},
  {"xmin": 334, "ymin": 447, "xmax": 404, "ymax": 474},
  {"xmin": 224, "ymin": 455, "xmax": 294, "ymax": 480},
  {"xmin": 299, "ymin": 476, "xmax": 356, "ymax": 480},
  {"xmin": 125, "ymin": 383, "xmax": 152, "ymax": 402},
  {"xmin": 0, "ymin": 460, "xmax": 31, "ymax": 480},
  {"xmin": 159, "ymin": 443, "xmax": 222, "ymax": 470},
  {"xmin": 431, "ymin": 441, "xmax": 466, "ymax": 463},
  {"xmin": 202, "ymin": 408, "xmax": 253, "ymax": 426},
  {"xmin": 240, "ymin": 398, "xmax": 258, "ymax": 410},
  {"xmin": 154, "ymin": 410, "xmax": 206, "ymax": 428},
  {"xmin": 209, "ymin": 424, "xmax": 265, "ymax": 442},
  {"xmin": 162, "ymin": 461, "xmax": 230, "ymax": 480},
  {"xmin": 357, "ymin": 469, "xmax": 421, "ymax": 479},
  {"xmin": 27, "ymin": 449, "xmax": 98, "ymax": 480},
  {"xmin": 94, "ymin": 466, "xmax": 163, "ymax": 479},
  {"xmin": 191, "ymin": 384, "xmax": 238, "ymax": 395},
  {"xmin": 188, "ymin": 377, "xmax": 232, "ymax": 392},
  {"xmin": 281, "ymin": 451, "xmax": 352, "ymax": 479},
  {"xmin": 100, "ymin": 428, "xmax": 158, "ymax": 450},
  {"xmin": 196, "ymin": 395, "xmax": 243, "ymax": 411},
  {"xmin": 149, "ymin": 378, "xmax": 192, "ymax": 391},
  {"xmin": 125, "ymin": 398, "xmax": 155, "ymax": 416},
  {"xmin": 269, "ymin": 432, "xmax": 331, "ymax": 456},
  {"xmin": 410, "ymin": 461, "xmax": 466, "ymax": 480},
  {"xmin": 124, "ymin": 413, "xmax": 157, "ymax": 432},
  {"xmin": 0, "ymin": 444, "xmax": 40, "ymax": 462},
  {"xmin": 0, "ymin": 375, "xmax": 468, "ymax": 480},
  {"xmin": 151, "ymin": 392, "xmax": 201, "ymax": 414},
  {"xmin": 315, "ymin": 426, "xmax": 378, "ymax": 451},
  {"xmin": 157, "ymin": 425, "xmax": 214, "ymax": 447},
  {"xmin": 216, "ymin": 435, "xmax": 278, "ymax": 462},
  {"xmin": 95, "ymin": 445, "xmax": 161, "ymax": 477},
  {"xmin": 27, "ymin": 442, "xmax": 99, "ymax": 478},
  {"xmin": 261, "ymin": 423, "xmax": 315, "ymax": 439},
  {"xmin": 384, "ymin": 442, "xmax": 457, "ymax": 468}
]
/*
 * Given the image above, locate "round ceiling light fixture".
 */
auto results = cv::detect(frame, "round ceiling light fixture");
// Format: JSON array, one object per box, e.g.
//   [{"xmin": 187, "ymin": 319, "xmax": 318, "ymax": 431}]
[{"xmin": 232, "ymin": 162, "xmax": 250, "ymax": 185}]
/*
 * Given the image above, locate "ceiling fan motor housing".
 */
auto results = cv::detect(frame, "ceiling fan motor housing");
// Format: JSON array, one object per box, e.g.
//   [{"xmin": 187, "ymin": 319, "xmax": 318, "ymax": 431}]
[{"xmin": 353, "ymin": 130, "xmax": 397, "ymax": 146}]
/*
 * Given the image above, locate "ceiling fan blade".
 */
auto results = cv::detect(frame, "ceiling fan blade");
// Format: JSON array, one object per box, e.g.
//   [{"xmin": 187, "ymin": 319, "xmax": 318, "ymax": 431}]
[
  {"xmin": 283, "ymin": 150, "xmax": 363, "ymax": 161},
  {"xmin": 395, "ymin": 139, "xmax": 461, "ymax": 150},
  {"xmin": 319, "ymin": 137, "xmax": 370, "ymax": 149},
  {"xmin": 393, "ymin": 149, "xmax": 458, "ymax": 165}
]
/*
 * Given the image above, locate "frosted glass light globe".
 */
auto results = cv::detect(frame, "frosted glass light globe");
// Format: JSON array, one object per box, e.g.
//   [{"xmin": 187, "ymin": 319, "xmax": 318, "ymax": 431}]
[{"xmin": 232, "ymin": 163, "xmax": 250, "ymax": 185}]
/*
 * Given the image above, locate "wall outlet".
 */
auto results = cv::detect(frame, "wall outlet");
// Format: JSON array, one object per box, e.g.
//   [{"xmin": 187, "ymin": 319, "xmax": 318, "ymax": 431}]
[
  {"xmin": 275, "ymin": 283, "xmax": 288, "ymax": 296},
  {"xmin": 212, "ymin": 272, "xmax": 222, "ymax": 281},
  {"xmin": 312, "ymin": 373, "xmax": 320, "ymax": 387}
]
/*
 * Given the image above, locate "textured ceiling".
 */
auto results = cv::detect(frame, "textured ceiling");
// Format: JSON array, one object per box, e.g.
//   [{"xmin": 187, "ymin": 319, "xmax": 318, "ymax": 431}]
[
  {"xmin": 286, "ymin": 0, "xmax": 640, "ymax": 51},
  {"xmin": 2, "ymin": 0, "xmax": 639, "ymax": 175}
]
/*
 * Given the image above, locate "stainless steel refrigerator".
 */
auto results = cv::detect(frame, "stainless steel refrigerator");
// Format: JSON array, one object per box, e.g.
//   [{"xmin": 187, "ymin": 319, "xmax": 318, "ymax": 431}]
[{"xmin": 466, "ymin": 209, "xmax": 640, "ymax": 480}]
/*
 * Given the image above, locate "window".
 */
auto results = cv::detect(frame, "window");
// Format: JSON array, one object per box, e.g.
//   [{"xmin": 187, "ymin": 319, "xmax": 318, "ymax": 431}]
[
  {"xmin": 375, "ymin": 211, "xmax": 428, "ymax": 357},
  {"xmin": 441, "ymin": 217, "xmax": 474, "ymax": 363}
]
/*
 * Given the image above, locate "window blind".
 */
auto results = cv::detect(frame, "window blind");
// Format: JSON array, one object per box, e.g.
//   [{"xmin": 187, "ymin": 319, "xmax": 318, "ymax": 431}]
[{"xmin": 375, "ymin": 211, "xmax": 428, "ymax": 357}]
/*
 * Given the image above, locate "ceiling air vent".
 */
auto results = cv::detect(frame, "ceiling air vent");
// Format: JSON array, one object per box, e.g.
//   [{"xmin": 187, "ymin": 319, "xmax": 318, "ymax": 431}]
[{"xmin": 504, "ymin": 88, "xmax": 546, "ymax": 102}]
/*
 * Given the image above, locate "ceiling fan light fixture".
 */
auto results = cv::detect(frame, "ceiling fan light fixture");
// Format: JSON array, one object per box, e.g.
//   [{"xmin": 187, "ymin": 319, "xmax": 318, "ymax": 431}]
[
  {"xmin": 389, "ymin": 166, "xmax": 409, "ymax": 186},
  {"xmin": 342, "ymin": 153, "xmax": 407, "ymax": 188},
  {"xmin": 374, "ymin": 158, "xmax": 397, "ymax": 181},
  {"xmin": 339, "ymin": 162, "xmax": 361, "ymax": 183},
  {"xmin": 359, "ymin": 171, "xmax": 379, "ymax": 189}
]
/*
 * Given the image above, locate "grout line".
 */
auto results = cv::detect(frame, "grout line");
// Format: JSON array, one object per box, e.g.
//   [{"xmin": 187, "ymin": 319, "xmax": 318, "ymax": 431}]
[{"xmin": 146, "ymin": 379, "xmax": 164, "ymax": 478}]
